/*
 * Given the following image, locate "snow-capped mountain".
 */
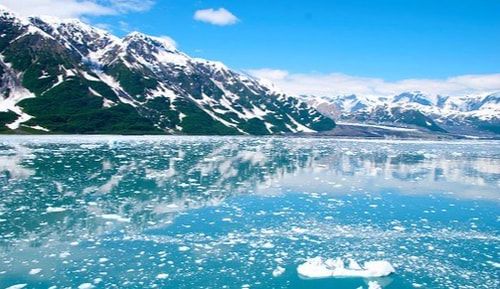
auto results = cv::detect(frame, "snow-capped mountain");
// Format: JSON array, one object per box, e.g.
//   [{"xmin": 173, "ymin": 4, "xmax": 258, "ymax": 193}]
[
  {"xmin": 0, "ymin": 7, "xmax": 334, "ymax": 135},
  {"xmin": 305, "ymin": 91, "xmax": 500, "ymax": 136}
]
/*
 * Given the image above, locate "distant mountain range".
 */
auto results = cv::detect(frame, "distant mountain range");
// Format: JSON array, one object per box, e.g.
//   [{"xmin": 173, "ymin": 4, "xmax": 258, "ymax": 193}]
[
  {"xmin": 304, "ymin": 91, "xmax": 499, "ymax": 138},
  {"xmin": 0, "ymin": 7, "xmax": 334, "ymax": 135}
]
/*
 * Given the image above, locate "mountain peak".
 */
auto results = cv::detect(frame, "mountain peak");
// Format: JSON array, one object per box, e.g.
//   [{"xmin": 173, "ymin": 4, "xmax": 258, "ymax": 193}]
[{"xmin": 124, "ymin": 32, "xmax": 177, "ymax": 52}]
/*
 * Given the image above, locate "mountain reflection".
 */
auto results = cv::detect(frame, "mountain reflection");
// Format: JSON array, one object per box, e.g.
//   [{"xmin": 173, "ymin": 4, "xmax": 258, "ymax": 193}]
[{"xmin": 0, "ymin": 136, "xmax": 499, "ymax": 247}]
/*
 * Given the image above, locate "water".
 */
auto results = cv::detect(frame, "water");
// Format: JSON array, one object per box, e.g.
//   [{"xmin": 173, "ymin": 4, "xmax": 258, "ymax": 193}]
[{"xmin": 0, "ymin": 136, "xmax": 498, "ymax": 289}]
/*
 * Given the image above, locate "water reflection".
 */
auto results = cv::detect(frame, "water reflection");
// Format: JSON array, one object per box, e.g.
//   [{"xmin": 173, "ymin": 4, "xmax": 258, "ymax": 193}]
[{"xmin": 0, "ymin": 137, "xmax": 499, "ymax": 246}]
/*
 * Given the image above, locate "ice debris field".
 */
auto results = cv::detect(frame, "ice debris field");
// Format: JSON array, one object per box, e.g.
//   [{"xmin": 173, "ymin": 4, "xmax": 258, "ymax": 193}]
[{"xmin": 0, "ymin": 136, "xmax": 499, "ymax": 289}]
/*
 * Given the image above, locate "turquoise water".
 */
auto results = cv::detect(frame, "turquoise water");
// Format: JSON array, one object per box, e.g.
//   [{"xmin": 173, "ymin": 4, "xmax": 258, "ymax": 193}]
[{"xmin": 0, "ymin": 136, "xmax": 498, "ymax": 289}]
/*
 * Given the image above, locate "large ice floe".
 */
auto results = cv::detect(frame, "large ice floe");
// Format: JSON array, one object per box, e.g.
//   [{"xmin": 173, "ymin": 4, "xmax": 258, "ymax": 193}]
[{"xmin": 297, "ymin": 257, "xmax": 395, "ymax": 279}]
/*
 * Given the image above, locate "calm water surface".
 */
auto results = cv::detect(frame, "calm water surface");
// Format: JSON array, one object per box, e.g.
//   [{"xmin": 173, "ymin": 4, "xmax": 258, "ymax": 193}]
[{"xmin": 0, "ymin": 136, "xmax": 499, "ymax": 289}]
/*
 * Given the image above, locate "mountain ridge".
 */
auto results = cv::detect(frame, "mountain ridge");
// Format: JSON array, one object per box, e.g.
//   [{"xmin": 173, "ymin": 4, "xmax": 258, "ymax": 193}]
[
  {"xmin": 0, "ymin": 7, "xmax": 335, "ymax": 135},
  {"xmin": 304, "ymin": 91, "xmax": 499, "ymax": 137}
]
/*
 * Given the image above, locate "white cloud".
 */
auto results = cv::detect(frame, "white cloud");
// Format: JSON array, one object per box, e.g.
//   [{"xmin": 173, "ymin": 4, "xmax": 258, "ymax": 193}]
[
  {"xmin": 247, "ymin": 69, "xmax": 500, "ymax": 97},
  {"xmin": 157, "ymin": 35, "xmax": 177, "ymax": 49},
  {"xmin": 0, "ymin": 0, "xmax": 155, "ymax": 19},
  {"xmin": 194, "ymin": 8, "xmax": 238, "ymax": 26}
]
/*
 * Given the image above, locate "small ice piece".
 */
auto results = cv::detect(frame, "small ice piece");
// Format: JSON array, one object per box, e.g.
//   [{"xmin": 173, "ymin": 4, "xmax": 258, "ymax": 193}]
[
  {"xmin": 6, "ymin": 284, "xmax": 27, "ymax": 289},
  {"xmin": 178, "ymin": 246, "xmax": 190, "ymax": 252},
  {"xmin": 78, "ymin": 283, "xmax": 94, "ymax": 289},
  {"xmin": 393, "ymin": 226, "xmax": 405, "ymax": 232},
  {"xmin": 100, "ymin": 214, "xmax": 130, "ymax": 222},
  {"xmin": 262, "ymin": 242, "xmax": 274, "ymax": 249},
  {"xmin": 59, "ymin": 251, "xmax": 71, "ymax": 258},
  {"xmin": 368, "ymin": 281, "xmax": 382, "ymax": 289},
  {"xmin": 29, "ymin": 268, "xmax": 42, "ymax": 275},
  {"xmin": 297, "ymin": 257, "xmax": 395, "ymax": 279},
  {"xmin": 156, "ymin": 273, "xmax": 169, "ymax": 279},
  {"xmin": 272, "ymin": 266, "xmax": 285, "ymax": 277},
  {"xmin": 46, "ymin": 207, "xmax": 67, "ymax": 213}
]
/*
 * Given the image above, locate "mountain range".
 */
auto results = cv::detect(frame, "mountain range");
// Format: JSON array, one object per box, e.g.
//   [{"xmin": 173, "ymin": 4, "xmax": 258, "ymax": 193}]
[
  {"xmin": 0, "ymin": 6, "xmax": 498, "ymax": 138},
  {"xmin": 0, "ymin": 7, "xmax": 334, "ymax": 135},
  {"xmin": 304, "ymin": 91, "xmax": 499, "ymax": 138}
]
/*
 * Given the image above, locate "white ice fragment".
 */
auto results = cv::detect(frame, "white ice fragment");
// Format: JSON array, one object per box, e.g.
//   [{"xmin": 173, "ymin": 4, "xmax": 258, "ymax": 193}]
[
  {"xmin": 262, "ymin": 242, "xmax": 274, "ymax": 249},
  {"xmin": 368, "ymin": 281, "xmax": 382, "ymax": 289},
  {"xmin": 100, "ymin": 214, "xmax": 130, "ymax": 222},
  {"xmin": 46, "ymin": 207, "xmax": 67, "ymax": 213},
  {"xmin": 392, "ymin": 226, "xmax": 405, "ymax": 232},
  {"xmin": 5, "ymin": 285, "xmax": 27, "ymax": 289},
  {"xmin": 156, "ymin": 273, "xmax": 169, "ymax": 279},
  {"xmin": 29, "ymin": 268, "xmax": 42, "ymax": 275},
  {"xmin": 178, "ymin": 246, "xmax": 190, "ymax": 252},
  {"xmin": 272, "ymin": 266, "xmax": 285, "ymax": 277},
  {"xmin": 78, "ymin": 283, "xmax": 94, "ymax": 289},
  {"xmin": 297, "ymin": 257, "xmax": 395, "ymax": 279}
]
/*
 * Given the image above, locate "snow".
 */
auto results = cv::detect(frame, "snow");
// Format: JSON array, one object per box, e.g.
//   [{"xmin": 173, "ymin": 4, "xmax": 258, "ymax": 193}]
[
  {"xmin": 88, "ymin": 87, "xmax": 103, "ymax": 97},
  {"xmin": 286, "ymin": 113, "xmax": 316, "ymax": 133},
  {"xmin": 0, "ymin": 83, "xmax": 36, "ymax": 130},
  {"xmin": 297, "ymin": 257, "xmax": 395, "ymax": 279},
  {"xmin": 82, "ymin": 71, "xmax": 101, "ymax": 82},
  {"xmin": 337, "ymin": 122, "xmax": 419, "ymax": 132},
  {"xmin": 23, "ymin": 125, "xmax": 50, "ymax": 131}
]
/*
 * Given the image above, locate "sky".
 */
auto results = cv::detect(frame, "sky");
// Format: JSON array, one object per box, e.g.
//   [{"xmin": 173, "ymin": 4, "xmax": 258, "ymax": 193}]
[{"xmin": 1, "ymin": 0, "xmax": 500, "ymax": 97}]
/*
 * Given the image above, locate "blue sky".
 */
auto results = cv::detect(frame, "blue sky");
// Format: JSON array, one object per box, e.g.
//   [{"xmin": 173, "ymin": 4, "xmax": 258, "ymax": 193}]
[
  {"xmin": 2, "ymin": 0, "xmax": 500, "ymax": 96},
  {"xmin": 89, "ymin": 0, "xmax": 500, "ymax": 80}
]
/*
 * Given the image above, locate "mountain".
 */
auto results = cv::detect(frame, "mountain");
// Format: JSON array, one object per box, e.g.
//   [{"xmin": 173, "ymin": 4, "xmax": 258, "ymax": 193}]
[
  {"xmin": 0, "ymin": 7, "xmax": 335, "ymax": 135},
  {"xmin": 304, "ymin": 91, "xmax": 500, "ymax": 137}
]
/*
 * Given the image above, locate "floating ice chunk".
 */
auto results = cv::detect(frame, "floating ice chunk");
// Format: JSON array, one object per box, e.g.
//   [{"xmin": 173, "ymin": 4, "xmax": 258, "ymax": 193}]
[
  {"xmin": 297, "ymin": 257, "xmax": 395, "ymax": 279},
  {"xmin": 178, "ymin": 246, "xmax": 190, "ymax": 252},
  {"xmin": 272, "ymin": 266, "xmax": 285, "ymax": 277},
  {"xmin": 100, "ymin": 214, "xmax": 130, "ymax": 222},
  {"xmin": 6, "ymin": 284, "xmax": 27, "ymax": 289},
  {"xmin": 262, "ymin": 242, "xmax": 274, "ymax": 249},
  {"xmin": 156, "ymin": 273, "xmax": 169, "ymax": 279},
  {"xmin": 78, "ymin": 283, "xmax": 94, "ymax": 289},
  {"xmin": 392, "ymin": 226, "xmax": 405, "ymax": 232},
  {"xmin": 368, "ymin": 281, "xmax": 382, "ymax": 289},
  {"xmin": 46, "ymin": 207, "xmax": 67, "ymax": 213},
  {"xmin": 29, "ymin": 268, "xmax": 42, "ymax": 275}
]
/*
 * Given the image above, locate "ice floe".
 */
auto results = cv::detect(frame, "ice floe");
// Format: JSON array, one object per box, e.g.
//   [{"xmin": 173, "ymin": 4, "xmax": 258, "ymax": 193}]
[
  {"xmin": 5, "ymin": 284, "xmax": 27, "ymax": 289},
  {"xmin": 368, "ymin": 281, "xmax": 382, "ymax": 289},
  {"xmin": 297, "ymin": 257, "xmax": 395, "ymax": 278},
  {"xmin": 46, "ymin": 207, "xmax": 67, "ymax": 213},
  {"xmin": 272, "ymin": 266, "xmax": 285, "ymax": 277}
]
